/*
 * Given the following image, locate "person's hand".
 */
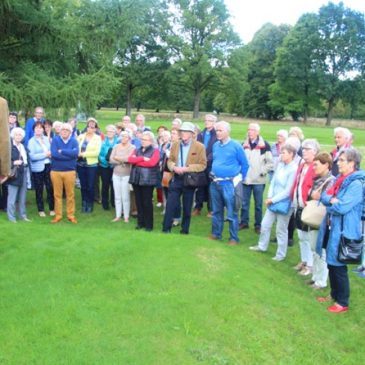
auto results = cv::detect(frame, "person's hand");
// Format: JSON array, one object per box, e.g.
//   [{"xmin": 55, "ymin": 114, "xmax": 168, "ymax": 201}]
[
  {"xmin": 143, "ymin": 157, "xmax": 150, "ymax": 161},
  {"xmin": 330, "ymin": 197, "xmax": 339, "ymax": 204},
  {"xmin": 265, "ymin": 198, "xmax": 272, "ymax": 206},
  {"xmin": 311, "ymin": 191, "xmax": 320, "ymax": 200},
  {"xmin": 13, "ymin": 159, "xmax": 23, "ymax": 166},
  {"xmin": 46, "ymin": 151, "xmax": 51, "ymax": 158},
  {"xmin": 174, "ymin": 166, "xmax": 185, "ymax": 175}
]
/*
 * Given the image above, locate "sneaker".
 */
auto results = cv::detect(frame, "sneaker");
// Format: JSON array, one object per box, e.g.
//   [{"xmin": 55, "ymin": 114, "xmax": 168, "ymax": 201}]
[
  {"xmin": 206, "ymin": 212, "xmax": 213, "ymax": 218},
  {"xmin": 172, "ymin": 219, "xmax": 180, "ymax": 227},
  {"xmin": 239, "ymin": 223, "xmax": 249, "ymax": 230},
  {"xmin": 22, "ymin": 217, "xmax": 32, "ymax": 222},
  {"xmin": 311, "ymin": 283, "xmax": 326, "ymax": 290},
  {"xmin": 227, "ymin": 240, "xmax": 239, "ymax": 246},
  {"xmin": 49, "ymin": 211, "xmax": 56, "ymax": 216},
  {"xmin": 111, "ymin": 217, "xmax": 121, "ymax": 222},
  {"xmin": 156, "ymin": 202, "xmax": 162, "ymax": 208},
  {"xmin": 39, "ymin": 211, "xmax": 46, "ymax": 217},
  {"xmin": 272, "ymin": 256, "xmax": 284, "ymax": 261},
  {"xmin": 249, "ymin": 245, "xmax": 265, "ymax": 252},
  {"xmin": 327, "ymin": 303, "xmax": 348, "ymax": 313},
  {"xmin": 192, "ymin": 208, "xmax": 201, "ymax": 216}
]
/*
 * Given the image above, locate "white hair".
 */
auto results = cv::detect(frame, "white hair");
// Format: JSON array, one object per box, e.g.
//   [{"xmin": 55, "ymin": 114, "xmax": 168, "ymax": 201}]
[
  {"xmin": 53, "ymin": 121, "xmax": 63, "ymax": 129},
  {"xmin": 302, "ymin": 139, "xmax": 320, "ymax": 154},
  {"xmin": 60, "ymin": 122, "xmax": 72, "ymax": 132},
  {"xmin": 205, "ymin": 114, "xmax": 217, "ymax": 123},
  {"xmin": 215, "ymin": 121, "xmax": 231, "ymax": 133},
  {"xmin": 276, "ymin": 129, "xmax": 288, "ymax": 139},
  {"xmin": 334, "ymin": 127, "xmax": 351, "ymax": 140},
  {"xmin": 248, "ymin": 123, "xmax": 260, "ymax": 132},
  {"xmin": 10, "ymin": 127, "xmax": 25, "ymax": 139},
  {"xmin": 142, "ymin": 131, "xmax": 157, "ymax": 147},
  {"xmin": 106, "ymin": 124, "xmax": 117, "ymax": 133}
]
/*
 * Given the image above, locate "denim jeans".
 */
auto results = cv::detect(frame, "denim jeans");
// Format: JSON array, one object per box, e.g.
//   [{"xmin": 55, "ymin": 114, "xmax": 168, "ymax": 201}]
[
  {"xmin": 210, "ymin": 180, "xmax": 239, "ymax": 242},
  {"xmin": 77, "ymin": 165, "xmax": 98, "ymax": 204},
  {"xmin": 240, "ymin": 183, "xmax": 265, "ymax": 228}
]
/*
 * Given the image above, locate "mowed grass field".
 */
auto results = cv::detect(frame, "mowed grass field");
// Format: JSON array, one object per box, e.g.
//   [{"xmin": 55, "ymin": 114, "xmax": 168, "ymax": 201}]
[{"xmin": 1, "ymin": 110, "xmax": 365, "ymax": 364}]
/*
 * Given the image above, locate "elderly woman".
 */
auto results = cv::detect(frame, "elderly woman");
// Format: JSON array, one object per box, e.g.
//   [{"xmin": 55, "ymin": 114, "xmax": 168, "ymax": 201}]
[
  {"xmin": 110, "ymin": 130, "xmax": 135, "ymax": 222},
  {"xmin": 316, "ymin": 148, "xmax": 365, "ymax": 313},
  {"xmin": 77, "ymin": 117, "xmax": 102, "ymax": 213},
  {"xmin": 99, "ymin": 125, "xmax": 119, "ymax": 210},
  {"xmin": 331, "ymin": 127, "xmax": 352, "ymax": 176},
  {"xmin": 291, "ymin": 139, "xmax": 320, "ymax": 276},
  {"xmin": 270, "ymin": 129, "xmax": 288, "ymax": 178},
  {"xmin": 128, "ymin": 131, "xmax": 160, "ymax": 231},
  {"xmin": 306, "ymin": 152, "xmax": 335, "ymax": 289},
  {"xmin": 28, "ymin": 121, "xmax": 55, "ymax": 217},
  {"xmin": 289, "ymin": 126, "xmax": 304, "ymax": 157},
  {"xmin": 7, "ymin": 127, "xmax": 30, "ymax": 222},
  {"xmin": 250, "ymin": 144, "xmax": 298, "ymax": 260}
]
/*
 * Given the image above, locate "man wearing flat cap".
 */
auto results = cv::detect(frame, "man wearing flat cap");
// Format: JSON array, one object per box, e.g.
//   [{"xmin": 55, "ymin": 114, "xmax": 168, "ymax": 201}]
[{"xmin": 162, "ymin": 122, "xmax": 207, "ymax": 234}]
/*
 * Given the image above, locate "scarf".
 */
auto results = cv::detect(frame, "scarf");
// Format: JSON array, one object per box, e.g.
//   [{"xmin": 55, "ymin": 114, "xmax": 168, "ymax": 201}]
[{"xmin": 326, "ymin": 172, "xmax": 353, "ymax": 197}]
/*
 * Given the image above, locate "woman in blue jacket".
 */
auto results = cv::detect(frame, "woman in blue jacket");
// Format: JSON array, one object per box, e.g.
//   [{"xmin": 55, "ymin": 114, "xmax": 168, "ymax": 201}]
[
  {"xmin": 28, "ymin": 121, "xmax": 54, "ymax": 217},
  {"xmin": 316, "ymin": 148, "xmax": 365, "ymax": 313}
]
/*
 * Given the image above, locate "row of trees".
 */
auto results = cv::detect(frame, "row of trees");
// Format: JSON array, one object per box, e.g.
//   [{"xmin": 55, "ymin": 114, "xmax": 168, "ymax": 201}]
[{"xmin": 1, "ymin": 0, "xmax": 364, "ymax": 124}]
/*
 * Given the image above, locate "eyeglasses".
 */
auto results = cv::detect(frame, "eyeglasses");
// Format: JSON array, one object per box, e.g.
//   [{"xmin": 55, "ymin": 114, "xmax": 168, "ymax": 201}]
[
  {"xmin": 338, "ymin": 158, "xmax": 348, "ymax": 163},
  {"xmin": 88, "ymin": 126, "xmax": 96, "ymax": 129}
]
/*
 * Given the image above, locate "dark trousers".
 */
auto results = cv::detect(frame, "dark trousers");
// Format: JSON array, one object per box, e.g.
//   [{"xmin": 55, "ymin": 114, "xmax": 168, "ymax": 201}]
[
  {"xmin": 77, "ymin": 165, "xmax": 98, "ymax": 204},
  {"xmin": 32, "ymin": 164, "xmax": 54, "ymax": 212},
  {"xmin": 288, "ymin": 212, "xmax": 295, "ymax": 240},
  {"xmin": 0, "ymin": 184, "xmax": 8, "ymax": 210},
  {"xmin": 99, "ymin": 166, "xmax": 114, "ymax": 209},
  {"xmin": 328, "ymin": 264, "xmax": 350, "ymax": 307},
  {"xmin": 163, "ymin": 186, "xmax": 181, "ymax": 219},
  {"xmin": 133, "ymin": 185, "xmax": 154, "ymax": 230},
  {"xmin": 163, "ymin": 175, "xmax": 195, "ymax": 233},
  {"xmin": 194, "ymin": 181, "xmax": 211, "ymax": 211}
]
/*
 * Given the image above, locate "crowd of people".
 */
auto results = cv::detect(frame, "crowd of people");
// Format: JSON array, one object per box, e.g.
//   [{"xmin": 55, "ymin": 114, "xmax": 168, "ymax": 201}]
[{"xmin": 1, "ymin": 106, "xmax": 365, "ymax": 314}]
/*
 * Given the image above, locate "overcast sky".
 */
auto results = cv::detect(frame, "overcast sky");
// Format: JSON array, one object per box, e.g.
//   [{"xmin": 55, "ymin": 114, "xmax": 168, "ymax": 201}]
[{"xmin": 225, "ymin": 0, "xmax": 365, "ymax": 43}]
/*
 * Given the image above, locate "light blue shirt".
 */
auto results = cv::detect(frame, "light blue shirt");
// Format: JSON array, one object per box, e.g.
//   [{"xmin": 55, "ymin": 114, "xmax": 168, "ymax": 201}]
[{"xmin": 177, "ymin": 140, "xmax": 192, "ymax": 167}]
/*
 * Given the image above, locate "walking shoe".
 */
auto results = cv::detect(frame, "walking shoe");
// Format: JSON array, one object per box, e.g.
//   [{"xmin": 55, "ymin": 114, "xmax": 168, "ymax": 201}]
[
  {"xmin": 327, "ymin": 303, "xmax": 348, "ymax": 313},
  {"xmin": 51, "ymin": 217, "xmax": 62, "ymax": 224},
  {"xmin": 111, "ymin": 217, "xmax": 121, "ymax": 222},
  {"xmin": 172, "ymin": 219, "xmax": 180, "ymax": 226},
  {"xmin": 352, "ymin": 266, "xmax": 365, "ymax": 273},
  {"xmin": 249, "ymin": 245, "xmax": 265, "ymax": 252},
  {"xmin": 288, "ymin": 239, "xmax": 294, "ymax": 247},
  {"xmin": 298, "ymin": 267, "xmax": 312, "ymax": 276},
  {"xmin": 206, "ymin": 212, "xmax": 213, "ymax": 218},
  {"xmin": 49, "ymin": 211, "xmax": 56, "ymax": 216},
  {"xmin": 227, "ymin": 240, "xmax": 239, "ymax": 246},
  {"xmin": 68, "ymin": 217, "xmax": 78, "ymax": 224},
  {"xmin": 293, "ymin": 262, "xmax": 306, "ymax": 271},
  {"xmin": 272, "ymin": 256, "xmax": 284, "ymax": 261},
  {"xmin": 156, "ymin": 202, "xmax": 162, "ymax": 208},
  {"xmin": 208, "ymin": 234, "xmax": 220, "ymax": 241},
  {"xmin": 39, "ymin": 211, "xmax": 46, "ymax": 217},
  {"xmin": 305, "ymin": 279, "xmax": 315, "ymax": 286},
  {"xmin": 311, "ymin": 284, "xmax": 326, "ymax": 290},
  {"xmin": 22, "ymin": 217, "xmax": 32, "ymax": 222},
  {"xmin": 317, "ymin": 295, "xmax": 332, "ymax": 303},
  {"xmin": 192, "ymin": 208, "xmax": 201, "ymax": 216},
  {"xmin": 254, "ymin": 226, "xmax": 261, "ymax": 234},
  {"xmin": 239, "ymin": 223, "xmax": 249, "ymax": 230}
]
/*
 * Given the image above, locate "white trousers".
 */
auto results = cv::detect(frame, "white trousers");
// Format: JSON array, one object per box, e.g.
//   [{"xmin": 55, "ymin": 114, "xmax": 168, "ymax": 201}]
[
  {"xmin": 309, "ymin": 229, "xmax": 328, "ymax": 287},
  {"xmin": 297, "ymin": 229, "xmax": 313, "ymax": 267},
  {"xmin": 258, "ymin": 208, "xmax": 292, "ymax": 259},
  {"xmin": 112, "ymin": 174, "xmax": 130, "ymax": 219}
]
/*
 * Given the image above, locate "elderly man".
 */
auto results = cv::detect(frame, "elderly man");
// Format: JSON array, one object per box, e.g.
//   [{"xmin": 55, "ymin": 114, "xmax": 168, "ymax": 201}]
[
  {"xmin": 192, "ymin": 114, "xmax": 218, "ymax": 217},
  {"xmin": 240, "ymin": 123, "xmax": 273, "ymax": 234},
  {"xmin": 209, "ymin": 121, "xmax": 249, "ymax": 245},
  {"xmin": 162, "ymin": 122, "xmax": 207, "ymax": 234},
  {"xmin": 135, "ymin": 114, "xmax": 150, "ymax": 132},
  {"xmin": 50, "ymin": 123, "xmax": 79, "ymax": 224},
  {"xmin": 25, "ymin": 106, "xmax": 45, "ymax": 145},
  {"xmin": 331, "ymin": 127, "xmax": 352, "ymax": 176}
]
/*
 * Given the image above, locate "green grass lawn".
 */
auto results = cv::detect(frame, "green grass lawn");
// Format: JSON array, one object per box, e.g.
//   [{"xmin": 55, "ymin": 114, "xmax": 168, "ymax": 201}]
[{"xmin": 1, "ymin": 111, "xmax": 365, "ymax": 364}]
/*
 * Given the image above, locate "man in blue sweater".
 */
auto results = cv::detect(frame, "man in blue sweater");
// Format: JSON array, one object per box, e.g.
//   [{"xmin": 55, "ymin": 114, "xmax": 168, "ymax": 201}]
[
  {"xmin": 50, "ymin": 123, "xmax": 79, "ymax": 224},
  {"xmin": 209, "ymin": 121, "xmax": 249, "ymax": 245}
]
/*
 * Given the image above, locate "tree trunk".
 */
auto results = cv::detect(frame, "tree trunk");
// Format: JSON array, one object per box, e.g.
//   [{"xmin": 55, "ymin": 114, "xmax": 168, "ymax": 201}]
[
  {"xmin": 125, "ymin": 83, "xmax": 132, "ymax": 116},
  {"xmin": 193, "ymin": 89, "xmax": 200, "ymax": 119},
  {"xmin": 303, "ymin": 104, "xmax": 308, "ymax": 124},
  {"xmin": 325, "ymin": 98, "xmax": 335, "ymax": 126}
]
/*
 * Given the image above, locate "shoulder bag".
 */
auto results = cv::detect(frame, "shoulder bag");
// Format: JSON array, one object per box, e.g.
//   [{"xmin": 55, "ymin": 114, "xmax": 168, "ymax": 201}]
[
  {"xmin": 268, "ymin": 197, "xmax": 291, "ymax": 215},
  {"xmin": 301, "ymin": 177, "xmax": 332, "ymax": 229},
  {"xmin": 180, "ymin": 143, "xmax": 207, "ymax": 188}
]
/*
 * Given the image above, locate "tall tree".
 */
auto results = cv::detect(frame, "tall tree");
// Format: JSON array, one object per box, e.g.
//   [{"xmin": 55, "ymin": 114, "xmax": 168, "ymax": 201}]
[
  {"xmin": 316, "ymin": 1, "xmax": 365, "ymax": 125},
  {"xmin": 168, "ymin": 0, "xmax": 240, "ymax": 118},
  {"xmin": 270, "ymin": 14, "xmax": 321, "ymax": 122},
  {"xmin": 242, "ymin": 23, "xmax": 290, "ymax": 120}
]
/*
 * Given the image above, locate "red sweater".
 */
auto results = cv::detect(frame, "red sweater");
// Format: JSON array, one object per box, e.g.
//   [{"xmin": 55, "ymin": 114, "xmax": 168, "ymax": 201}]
[{"xmin": 290, "ymin": 162, "xmax": 315, "ymax": 205}]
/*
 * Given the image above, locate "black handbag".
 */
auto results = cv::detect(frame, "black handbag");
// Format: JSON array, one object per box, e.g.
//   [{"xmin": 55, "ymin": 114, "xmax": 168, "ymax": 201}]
[
  {"xmin": 183, "ymin": 171, "xmax": 207, "ymax": 188},
  {"xmin": 337, "ymin": 215, "xmax": 364, "ymax": 264},
  {"xmin": 8, "ymin": 166, "xmax": 19, "ymax": 180},
  {"xmin": 105, "ymin": 147, "xmax": 113, "ymax": 162}
]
